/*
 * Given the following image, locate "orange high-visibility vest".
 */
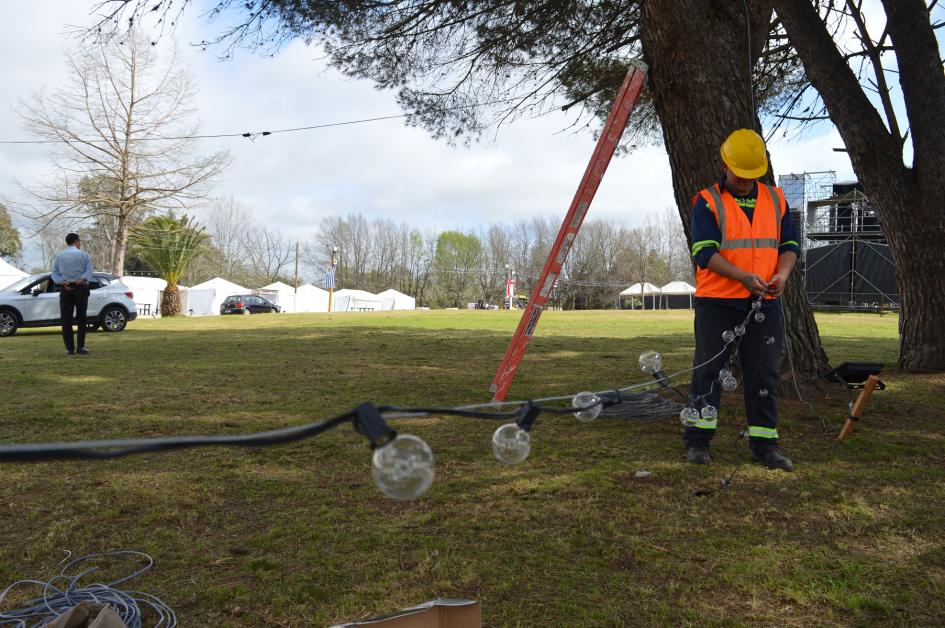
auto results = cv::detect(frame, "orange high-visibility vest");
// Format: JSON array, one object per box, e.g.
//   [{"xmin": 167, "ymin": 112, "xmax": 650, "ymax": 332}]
[{"xmin": 694, "ymin": 183, "xmax": 786, "ymax": 299}]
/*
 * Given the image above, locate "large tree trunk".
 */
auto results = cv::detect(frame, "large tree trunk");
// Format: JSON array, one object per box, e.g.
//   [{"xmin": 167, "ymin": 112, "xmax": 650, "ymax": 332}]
[
  {"xmin": 773, "ymin": 0, "xmax": 945, "ymax": 371},
  {"xmin": 161, "ymin": 282, "xmax": 182, "ymax": 317},
  {"xmin": 640, "ymin": 0, "xmax": 830, "ymax": 375},
  {"xmin": 111, "ymin": 211, "xmax": 129, "ymax": 276}
]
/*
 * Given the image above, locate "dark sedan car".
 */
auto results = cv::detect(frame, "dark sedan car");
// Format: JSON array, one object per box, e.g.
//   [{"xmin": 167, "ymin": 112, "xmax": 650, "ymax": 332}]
[{"xmin": 220, "ymin": 295, "xmax": 281, "ymax": 315}]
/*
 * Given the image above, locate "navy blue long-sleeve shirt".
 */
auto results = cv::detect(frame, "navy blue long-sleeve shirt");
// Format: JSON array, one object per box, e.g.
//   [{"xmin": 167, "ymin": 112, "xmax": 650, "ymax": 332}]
[{"xmin": 690, "ymin": 176, "xmax": 801, "ymax": 269}]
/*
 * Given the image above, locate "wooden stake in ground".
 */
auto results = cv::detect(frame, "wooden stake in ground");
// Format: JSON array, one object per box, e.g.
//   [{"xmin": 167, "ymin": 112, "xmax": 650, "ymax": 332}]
[{"xmin": 838, "ymin": 374, "xmax": 881, "ymax": 440}]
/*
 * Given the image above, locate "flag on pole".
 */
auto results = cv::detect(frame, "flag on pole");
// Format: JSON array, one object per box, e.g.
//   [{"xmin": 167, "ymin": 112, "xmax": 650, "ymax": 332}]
[{"xmin": 325, "ymin": 265, "xmax": 336, "ymax": 289}]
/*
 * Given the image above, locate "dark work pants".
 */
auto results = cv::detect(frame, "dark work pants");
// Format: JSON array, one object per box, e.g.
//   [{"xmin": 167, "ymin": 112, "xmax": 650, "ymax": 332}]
[
  {"xmin": 684, "ymin": 300, "xmax": 785, "ymax": 455},
  {"xmin": 60, "ymin": 285, "xmax": 90, "ymax": 352}
]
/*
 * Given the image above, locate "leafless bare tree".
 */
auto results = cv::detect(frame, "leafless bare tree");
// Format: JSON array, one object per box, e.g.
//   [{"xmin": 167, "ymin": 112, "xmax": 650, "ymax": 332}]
[
  {"xmin": 245, "ymin": 224, "xmax": 294, "ymax": 284},
  {"xmin": 201, "ymin": 197, "xmax": 252, "ymax": 279},
  {"xmin": 15, "ymin": 30, "xmax": 229, "ymax": 275}
]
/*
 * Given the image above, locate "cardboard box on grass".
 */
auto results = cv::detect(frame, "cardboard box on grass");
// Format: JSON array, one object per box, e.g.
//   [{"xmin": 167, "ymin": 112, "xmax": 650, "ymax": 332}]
[{"xmin": 331, "ymin": 598, "xmax": 480, "ymax": 628}]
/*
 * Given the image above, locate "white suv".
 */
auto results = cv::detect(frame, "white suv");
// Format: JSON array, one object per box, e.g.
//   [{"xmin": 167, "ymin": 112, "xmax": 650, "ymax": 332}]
[{"xmin": 0, "ymin": 272, "xmax": 138, "ymax": 337}]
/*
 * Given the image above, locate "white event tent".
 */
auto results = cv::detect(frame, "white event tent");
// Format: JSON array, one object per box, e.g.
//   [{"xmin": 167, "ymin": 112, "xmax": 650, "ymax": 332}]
[
  {"xmin": 619, "ymin": 282, "xmax": 660, "ymax": 310},
  {"xmin": 121, "ymin": 276, "xmax": 167, "ymax": 316},
  {"xmin": 183, "ymin": 277, "xmax": 250, "ymax": 316},
  {"xmin": 658, "ymin": 281, "xmax": 696, "ymax": 309},
  {"xmin": 0, "ymin": 259, "xmax": 28, "ymax": 290},
  {"xmin": 378, "ymin": 288, "xmax": 416, "ymax": 311},
  {"xmin": 332, "ymin": 288, "xmax": 384, "ymax": 312},
  {"xmin": 262, "ymin": 281, "xmax": 330, "ymax": 313}
]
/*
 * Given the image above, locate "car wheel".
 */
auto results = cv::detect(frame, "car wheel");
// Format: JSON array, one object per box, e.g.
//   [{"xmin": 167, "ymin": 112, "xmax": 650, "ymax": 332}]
[
  {"xmin": 100, "ymin": 306, "xmax": 128, "ymax": 332},
  {"xmin": 243, "ymin": 309, "xmax": 251, "ymax": 315},
  {"xmin": 0, "ymin": 310, "xmax": 18, "ymax": 337}
]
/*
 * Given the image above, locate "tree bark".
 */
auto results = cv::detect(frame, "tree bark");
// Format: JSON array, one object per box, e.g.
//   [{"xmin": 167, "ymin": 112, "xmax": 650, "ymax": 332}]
[
  {"xmin": 640, "ymin": 0, "xmax": 830, "ymax": 375},
  {"xmin": 111, "ymin": 211, "xmax": 129, "ymax": 275},
  {"xmin": 161, "ymin": 282, "xmax": 182, "ymax": 317},
  {"xmin": 773, "ymin": 0, "xmax": 945, "ymax": 371}
]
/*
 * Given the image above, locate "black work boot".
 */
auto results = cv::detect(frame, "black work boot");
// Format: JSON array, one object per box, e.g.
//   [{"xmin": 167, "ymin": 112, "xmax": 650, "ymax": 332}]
[
  {"xmin": 755, "ymin": 448, "xmax": 795, "ymax": 472},
  {"xmin": 686, "ymin": 444, "xmax": 711, "ymax": 465}
]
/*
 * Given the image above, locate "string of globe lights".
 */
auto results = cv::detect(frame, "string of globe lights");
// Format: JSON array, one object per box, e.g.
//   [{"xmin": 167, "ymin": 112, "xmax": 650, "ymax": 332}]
[{"xmin": 0, "ymin": 295, "xmax": 773, "ymax": 501}]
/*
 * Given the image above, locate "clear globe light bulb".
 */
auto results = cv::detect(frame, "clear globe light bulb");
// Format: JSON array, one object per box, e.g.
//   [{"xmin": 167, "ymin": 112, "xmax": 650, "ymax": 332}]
[
  {"xmin": 722, "ymin": 375, "xmax": 738, "ymax": 392},
  {"xmin": 492, "ymin": 423, "xmax": 532, "ymax": 465},
  {"xmin": 680, "ymin": 407, "xmax": 700, "ymax": 427},
  {"xmin": 734, "ymin": 324, "xmax": 746, "ymax": 336},
  {"xmin": 371, "ymin": 434, "xmax": 435, "ymax": 501},
  {"xmin": 572, "ymin": 391, "xmax": 602, "ymax": 422},
  {"xmin": 701, "ymin": 405, "xmax": 718, "ymax": 420},
  {"xmin": 722, "ymin": 330, "xmax": 736, "ymax": 343},
  {"xmin": 638, "ymin": 350, "xmax": 662, "ymax": 375},
  {"xmin": 754, "ymin": 312, "xmax": 766, "ymax": 323},
  {"xmin": 758, "ymin": 388, "xmax": 769, "ymax": 398},
  {"xmin": 765, "ymin": 336, "xmax": 776, "ymax": 346}
]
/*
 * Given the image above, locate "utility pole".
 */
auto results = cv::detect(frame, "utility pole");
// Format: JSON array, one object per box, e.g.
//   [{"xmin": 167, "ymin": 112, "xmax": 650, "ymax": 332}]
[
  {"xmin": 504, "ymin": 264, "xmax": 514, "ymax": 310},
  {"xmin": 293, "ymin": 240, "xmax": 300, "ymax": 294},
  {"xmin": 328, "ymin": 245, "xmax": 338, "ymax": 312}
]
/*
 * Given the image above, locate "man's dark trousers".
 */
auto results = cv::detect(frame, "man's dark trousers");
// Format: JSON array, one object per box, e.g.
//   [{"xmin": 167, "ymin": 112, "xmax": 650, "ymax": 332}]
[
  {"xmin": 60, "ymin": 284, "xmax": 90, "ymax": 352},
  {"xmin": 684, "ymin": 299, "xmax": 785, "ymax": 455}
]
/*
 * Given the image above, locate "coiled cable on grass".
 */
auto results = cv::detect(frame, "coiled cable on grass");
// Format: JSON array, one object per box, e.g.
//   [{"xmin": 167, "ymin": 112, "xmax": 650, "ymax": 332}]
[{"xmin": 0, "ymin": 550, "xmax": 176, "ymax": 627}]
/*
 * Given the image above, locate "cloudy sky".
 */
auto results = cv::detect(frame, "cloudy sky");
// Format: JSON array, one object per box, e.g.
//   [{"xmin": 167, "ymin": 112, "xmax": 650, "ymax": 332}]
[{"xmin": 0, "ymin": 1, "xmax": 858, "ymax": 269}]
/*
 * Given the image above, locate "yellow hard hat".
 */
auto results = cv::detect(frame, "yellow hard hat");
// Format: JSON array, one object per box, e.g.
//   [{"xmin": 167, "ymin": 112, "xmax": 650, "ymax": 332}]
[{"xmin": 720, "ymin": 129, "xmax": 768, "ymax": 179}]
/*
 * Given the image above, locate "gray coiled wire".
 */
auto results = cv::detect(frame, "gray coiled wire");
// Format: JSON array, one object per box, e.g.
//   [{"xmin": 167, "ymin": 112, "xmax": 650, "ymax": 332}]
[{"xmin": 0, "ymin": 550, "xmax": 175, "ymax": 627}]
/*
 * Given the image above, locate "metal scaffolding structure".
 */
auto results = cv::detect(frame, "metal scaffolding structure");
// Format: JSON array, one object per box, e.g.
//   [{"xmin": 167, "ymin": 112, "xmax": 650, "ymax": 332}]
[{"xmin": 778, "ymin": 173, "xmax": 899, "ymax": 311}]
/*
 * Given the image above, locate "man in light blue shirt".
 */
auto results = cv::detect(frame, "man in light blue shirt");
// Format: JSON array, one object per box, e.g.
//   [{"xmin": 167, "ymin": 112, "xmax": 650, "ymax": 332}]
[{"xmin": 51, "ymin": 233, "xmax": 94, "ymax": 355}]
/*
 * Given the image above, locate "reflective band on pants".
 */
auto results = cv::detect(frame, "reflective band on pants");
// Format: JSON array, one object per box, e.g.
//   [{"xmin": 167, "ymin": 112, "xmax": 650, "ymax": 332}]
[{"xmin": 748, "ymin": 426, "xmax": 778, "ymax": 439}]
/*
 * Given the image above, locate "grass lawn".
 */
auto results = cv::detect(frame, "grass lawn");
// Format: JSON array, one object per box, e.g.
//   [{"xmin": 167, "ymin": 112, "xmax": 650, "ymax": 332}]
[{"xmin": 1, "ymin": 310, "xmax": 943, "ymax": 626}]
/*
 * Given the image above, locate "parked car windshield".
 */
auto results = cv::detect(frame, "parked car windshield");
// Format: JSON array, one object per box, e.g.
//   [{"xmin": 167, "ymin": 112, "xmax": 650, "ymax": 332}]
[{"xmin": 3, "ymin": 274, "xmax": 45, "ymax": 292}]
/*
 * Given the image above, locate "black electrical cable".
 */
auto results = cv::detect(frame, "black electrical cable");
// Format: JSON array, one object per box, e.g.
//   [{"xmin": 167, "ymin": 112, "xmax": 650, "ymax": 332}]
[{"xmin": 0, "ymin": 411, "xmax": 354, "ymax": 461}]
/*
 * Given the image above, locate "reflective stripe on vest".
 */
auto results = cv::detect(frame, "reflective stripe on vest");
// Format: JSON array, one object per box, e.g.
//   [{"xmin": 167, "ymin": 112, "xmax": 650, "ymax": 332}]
[
  {"xmin": 694, "ymin": 183, "xmax": 785, "ymax": 299},
  {"xmin": 706, "ymin": 186, "xmax": 726, "ymax": 239},
  {"xmin": 758, "ymin": 183, "xmax": 783, "ymax": 243},
  {"xmin": 719, "ymin": 238, "xmax": 779, "ymax": 250}
]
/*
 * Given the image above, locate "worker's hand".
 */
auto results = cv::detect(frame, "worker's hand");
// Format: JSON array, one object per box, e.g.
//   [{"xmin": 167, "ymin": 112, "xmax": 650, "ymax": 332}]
[
  {"xmin": 740, "ymin": 273, "xmax": 768, "ymax": 296},
  {"xmin": 766, "ymin": 273, "xmax": 788, "ymax": 297}
]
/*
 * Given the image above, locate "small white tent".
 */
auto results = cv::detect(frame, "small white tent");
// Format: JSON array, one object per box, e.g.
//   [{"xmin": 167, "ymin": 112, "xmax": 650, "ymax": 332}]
[
  {"xmin": 658, "ymin": 281, "xmax": 696, "ymax": 309},
  {"xmin": 263, "ymin": 282, "xmax": 330, "ymax": 313},
  {"xmin": 332, "ymin": 288, "xmax": 384, "ymax": 312},
  {"xmin": 296, "ymin": 284, "xmax": 330, "ymax": 312},
  {"xmin": 184, "ymin": 277, "xmax": 250, "ymax": 316},
  {"xmin": 121, "ymin": 276, "xmax": 167, "ymax": 316},
  {"xmin": 261, "ymin": 281, "xmax": 296, "ymax": 312},
  {"xmin": 619, "ymin": 282, "xmax": 660, "ymax": 310},
  {"xmin": 378, "ymin": 288, "xmax": 416, "ymax": 311},
  {"xmin": 0, "ymin": 259, "xmax": 28, "ymax": 290}
]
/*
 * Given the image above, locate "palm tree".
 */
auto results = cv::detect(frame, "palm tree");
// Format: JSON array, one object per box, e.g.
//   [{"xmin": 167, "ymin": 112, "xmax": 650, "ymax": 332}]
[{"xmin": 129, "ymin": 214, "xmax": 209, "ymax": 316}]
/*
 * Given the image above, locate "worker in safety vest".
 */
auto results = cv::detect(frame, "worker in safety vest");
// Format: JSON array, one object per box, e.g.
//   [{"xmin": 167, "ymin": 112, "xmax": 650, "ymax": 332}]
[{"xmin": 685, "ymin": 129, "xmax": 801, "ymax": 471}]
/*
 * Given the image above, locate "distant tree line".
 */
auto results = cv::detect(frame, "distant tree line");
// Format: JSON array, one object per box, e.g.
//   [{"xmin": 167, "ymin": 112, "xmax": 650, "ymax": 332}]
[
  {"xmin": 28, "ymin": 197, "xmax": 691, "ymax": 311},
  {"xmin": 302, "ymin": 209, "xmax": 692, "ymax": 309}
]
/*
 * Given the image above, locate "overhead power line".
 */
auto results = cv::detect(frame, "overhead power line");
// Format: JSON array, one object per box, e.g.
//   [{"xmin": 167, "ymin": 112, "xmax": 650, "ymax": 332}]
[{"xmin": 0, "ymin": 99, "xmax": 520, "ymax": 146}]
